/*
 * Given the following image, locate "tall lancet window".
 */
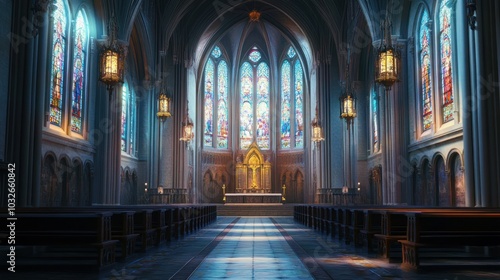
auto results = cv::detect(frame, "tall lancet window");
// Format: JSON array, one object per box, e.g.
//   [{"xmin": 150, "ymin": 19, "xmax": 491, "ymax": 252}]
[
  {"xmin": 49, "ymin": 0, "xmax": 68, "ymax": 127},
  {"xmin": 419, "ymin": 9, "xmax": 433, "ymax": 132},
  {"xmin": 203, "ymin": 45, "xmax": 229, "ymax": 148},
  {"xmin": 240, "ymin": 46, "xmax": 270, "ymax": 149},
  {"xmin": 71, "ymin": 10, "xmax": 88, "ymax": 134},
  {"xmin": 439, "ymin": 0, "xmax": 454, "ymax": 123},
  {"xmin": 280, "ymin": 46, "xmax": 304, "ymax": 149},
  {"xmin": 121, "ymin": 82, "xmax": 137, "ymax": 156},
  {"xmin": 240, "ymin": 47, "xmax": 271, "ymax": 149},
  {"xmin": 121, "ymin": 83, "xmax": 128, "ymax": 152},
  {"xmin": 372, "ymin": 90, "xmax": 379, "ymax": 153},
  {"xmin": 256, "ymin": 62, "xmax": 270, "ymax": 149}
]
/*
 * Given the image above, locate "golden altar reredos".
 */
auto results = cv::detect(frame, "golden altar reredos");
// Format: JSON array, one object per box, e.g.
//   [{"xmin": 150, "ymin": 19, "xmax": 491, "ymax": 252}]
[{"xmin": 235, "ymin": 142, "xmax": 271, "ymax": 193}]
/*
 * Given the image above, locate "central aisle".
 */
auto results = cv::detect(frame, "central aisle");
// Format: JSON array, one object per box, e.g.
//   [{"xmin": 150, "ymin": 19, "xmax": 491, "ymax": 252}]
[{"xmin": 188, "ymin": 217, "xmax": 313, "ymax": 279}]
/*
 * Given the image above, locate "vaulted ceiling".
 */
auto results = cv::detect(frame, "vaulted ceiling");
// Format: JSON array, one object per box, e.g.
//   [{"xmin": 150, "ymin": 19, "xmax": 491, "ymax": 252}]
[{"xmin": 95, "ymin": 0, "xmax": 411, "ymax": 86}]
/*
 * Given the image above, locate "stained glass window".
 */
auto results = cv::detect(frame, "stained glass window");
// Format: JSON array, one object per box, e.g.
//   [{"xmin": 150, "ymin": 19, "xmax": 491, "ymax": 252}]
[
  {"xmin": 212, "ymin": 46, "xmax": 222, "ymax": 58},
  {"xmin": 129, "ymin": 90, "xmax": 135, "ymax": 155},
  {"xmin": 248, "ymin": 47, "xmax": 261, "ymax": 63},
  {"xmin": 204, "ymin": 59, "xmax": 214, "ymax": 147},
  {"xmin": 203, "ymin": 45, "xmax": 230, "ymax": 149},
  {"xmin": 240, "ymin": 62, "xmax": 253, "ymax": 149},
  {"xmin": 440, "ymin": 1, "xmax": 454, "ymax": 123},
  {"xmin": 287, "ymin": 46, "xmax": 296, "ymax": 58},
  {"xmin": 49, "ymin": 0, "xmax": 67, "ymax": 127},
  {"xmin": 70, "ymin": 10, "xmax": 87, "ymax": 134},
  {"xmin": 256, "ymin": 62, "xmax": 270, "ymax": 149},
  {"xmin": 280, "ymin": 47, "xmax": 304, "ymax": 149},
  {"xmin": 294, "ymin": 60, "xmax": 304, "ymax": 148},
  {"xmin": 217, "ymin": 60, "xmax": 229, "ymax": 148},
  {"xmin": 281, "ymin": 61, "xmax": 291, "ymax": 148},
  {"xmin": 372, "ymin": 91, "xmax": 379, "ymax": 152},
  {"xmin": 121, "ymin": 84, "xmax": 128, "ymax": 152},
  {"xmin": 420, "ymin": 10, "xmax": 433, "ymax": 131}
]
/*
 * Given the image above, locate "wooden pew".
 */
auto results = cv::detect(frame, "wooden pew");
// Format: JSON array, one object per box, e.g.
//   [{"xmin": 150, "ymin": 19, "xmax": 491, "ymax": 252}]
[
  {"xmin": 0, "ymin": 212, "xmax": 118, "ymax": 269},
  {"xmin": 359, "ymin": 208, "xmax": 382, "ymax": 251},
  {"xmin": 399, "ymin": 211, "xmax": 500, "ymax": 269},
  {"xmin": 346, "ymin": 208, "xmax": 367, "ymax": 246},
  {"xmin": 373, "ymin": 209, "xmax": 408, "ymax": 259},
  {"xmin": 14, "ymin": 207, "xmax": 140, "ymax": 258}
]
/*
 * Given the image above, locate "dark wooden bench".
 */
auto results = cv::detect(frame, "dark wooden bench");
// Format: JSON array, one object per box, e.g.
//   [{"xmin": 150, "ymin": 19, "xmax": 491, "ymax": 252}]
[
  {"xmin": 16, "ymin": 207, "xmax": 143, "ymax": 257},
  {"xmin": 0, "ymin": 212, "xmax": 118, "ymax": 269},
  {"xmin": 109, "ymin": 210, "xmax": 141, "ymax": 257},
  {"xmin": 399, "ymin": 212, "xmax": 500, "ymax": 269},
  {"xmin": 359, "ymin": 208, "xmax": 383, "ymax": 252},
  {"xmin": 373, "ymin": 210, "xmax": 408, "ymax": 259}
]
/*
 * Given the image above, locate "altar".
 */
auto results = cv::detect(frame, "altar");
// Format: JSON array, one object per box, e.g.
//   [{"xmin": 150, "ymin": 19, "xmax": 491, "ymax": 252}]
[
  {"xmin": 235, "ymin": 142, "xmax": 272, "ymax": 192},
  {"xmin": 224, "ymin": 142, "xmax": 282, "ymax": 204},
  {"xmin": 224, "ymin": 193, "xmax": 283, "ymax": 204}
]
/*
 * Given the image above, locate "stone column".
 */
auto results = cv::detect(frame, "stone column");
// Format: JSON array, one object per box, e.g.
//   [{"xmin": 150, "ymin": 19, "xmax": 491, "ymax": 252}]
[
  {"xmin": 3, "ymin": 0, "xmax": 42, "ymax": 206},
  {"xmin": 33, "ymin": 0, "xmax": 51, "ymax": 206},
  {"xmin": 474, "ymin": 1, "xmax": 500, "ymax": 206},
  {"xmin": 375, "ymin": 37, "xmax": 408, "ymax": 205},
  {"xmin": 462, "ymin": 0, "xmax": 477, "ymax": 207}
]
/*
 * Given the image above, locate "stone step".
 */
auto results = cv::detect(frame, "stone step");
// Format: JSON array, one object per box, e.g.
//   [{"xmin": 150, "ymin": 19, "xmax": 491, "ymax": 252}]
[{"xmin": 217, "ymin": 204, "xmax": 294, "ymax": 216}]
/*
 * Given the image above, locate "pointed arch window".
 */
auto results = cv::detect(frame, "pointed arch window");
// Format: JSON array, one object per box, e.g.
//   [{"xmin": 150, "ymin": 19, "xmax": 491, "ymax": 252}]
[
  {"xmin": 48, "ymin": 3, "xmax": 92, "ymax": 139},
  {"xmin": 203, "ymin": 45, "xmax": 229, "ymax": 148},
  {"xmin": 121, "ymin": 82, "xmax": 137, "ymax": 156},
  {"xmin": 372, "ymin": 90, "xmax": 379, "ymax": 153},
  {"xmin": 439, "ymin": 0, "xmax": 454, "ymax": 123},
  {"xmin": 71, "ymin": 10, "xmax": 88, "ymax": 134},
  {"xmin": 240, "ymin": 47, "xmax": 270, "ymax": 150},
  {"xmin": 121, "ymin": 83, "xmax": 128, "ymax": 152},
  {"xmin": 280, "ymin": 46, "xmax": 304, "ymax": 149},
  {"xmin": 419, "ymin": 9, "xmax": 433, "ymax": 131},
  {"xmin": 49, "ymin": 0, "xmax": 67, "ymax": 127}
]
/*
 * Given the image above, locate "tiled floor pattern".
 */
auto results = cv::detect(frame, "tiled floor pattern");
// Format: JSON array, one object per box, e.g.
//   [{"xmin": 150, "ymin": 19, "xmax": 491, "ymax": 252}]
[
  {"xmin": 187, "ymin": 217, "xmax": 313, "ymax": 279},
  {"xmin": 3, "ymin": 216, "xmax": 500, "ymax": 280}
]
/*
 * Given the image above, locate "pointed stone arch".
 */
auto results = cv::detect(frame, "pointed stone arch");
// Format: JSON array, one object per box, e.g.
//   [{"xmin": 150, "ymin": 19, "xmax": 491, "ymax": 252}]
[
  {"xmin": 59, "ymin": 157, "xmax": 71, "ymax": 206},
  {"xmin": 41, "ymin": 153, "xmax": 58, "ymax": 206},
  {"xmin": 434, "ymin": 155, "xmax": 449, "ymax": 206},
  {"xmin": 71, "ymin": 158, "xmax": 83, "ymax": 206},
  {"xmin": 83, "ymin": 160, "xmax": 93, "ymax": 206},
  {"xmin": 292, "ymin": 169, "xmax": 304, "ymax": 203},
  {"xmin": 202, "ymin": 169, "xmax": 222, "ymax": 203},
  {"xmin": 449, "ymin": 152, "xmax": 465, "ymax": 206},
  {"xmin": 420, "ymin": 158, "xmax": 432, "ymax": 206}
]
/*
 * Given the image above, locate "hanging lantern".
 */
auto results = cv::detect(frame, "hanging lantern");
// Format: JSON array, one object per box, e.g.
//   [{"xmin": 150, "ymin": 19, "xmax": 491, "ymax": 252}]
[
  {"xmin": 99, "ymin": 49, "xmax": 124, "ymax": 86},
  {"xmin": 311, "ymin": 107, "xmax": 325, "ymax": 143},
  {"xmin": 339, "ymin": 93, "xmax": 357, "ymax": 128},
  {"xmin": 340, "ymin": 93, "xmax": 357, "ymax": 121},
  {"xmin": 156, "ymin": 91, "xmax": 172, "ymax": 120},
  {"xmin": 375, "ymin": 46, "xmax": 400, "ymax": 90},
  {"xmin": 98, "ymin": 15, "xmax": 125, "ymax": 97},
  {"xmin": 180, "ymin": 108, "xmax": 194, "ymax": 143},
  {"xmin": 375, "ymin": 4, "xmax": 400, "ymax": 91}
]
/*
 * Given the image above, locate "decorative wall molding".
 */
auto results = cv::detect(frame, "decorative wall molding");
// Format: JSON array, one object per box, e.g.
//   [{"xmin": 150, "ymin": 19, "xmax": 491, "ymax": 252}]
[{"xmin": 276, "ymin": 151, "xmax": 304, "ymax": 166}]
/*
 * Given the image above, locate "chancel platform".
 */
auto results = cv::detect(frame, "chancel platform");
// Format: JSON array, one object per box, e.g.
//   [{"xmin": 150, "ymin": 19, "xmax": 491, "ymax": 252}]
[{"xmin": 224, "ymin": 193, "xmax": 283, "ymax": 204}]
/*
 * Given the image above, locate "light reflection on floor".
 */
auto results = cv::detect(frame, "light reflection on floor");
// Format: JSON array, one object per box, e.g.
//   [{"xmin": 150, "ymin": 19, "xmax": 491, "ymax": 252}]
[{"xmin": 188, "ymin": 217, "xmax": 314, "ymax": 280}]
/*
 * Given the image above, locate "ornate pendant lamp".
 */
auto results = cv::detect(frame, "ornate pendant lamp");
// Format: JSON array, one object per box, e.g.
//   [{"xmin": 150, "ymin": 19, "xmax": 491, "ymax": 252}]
[
  {"xmin": 339, "ymin": 49, "xmax": 357, "ymax": 127},
  {"xmin": 157, "ymin": 91, "xmax": 172, "ymax": 121},
  {"xmin": 99, "ymin": 14, "xmax": 125, "ymax": 99},
  {"xmin": 375, "ymin": 0, "xmax": 400, "ymax": 91},
  {"xmin": 311, "ymin": 106, "xmax": 325, "ymax": 144},
  {"xmin": 156, "ymin": 50, "xmax": 171, "ymax": 121},
  {"xmin": 180, "ymin": 101, "xmax": 194, "ymax": 143}
]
